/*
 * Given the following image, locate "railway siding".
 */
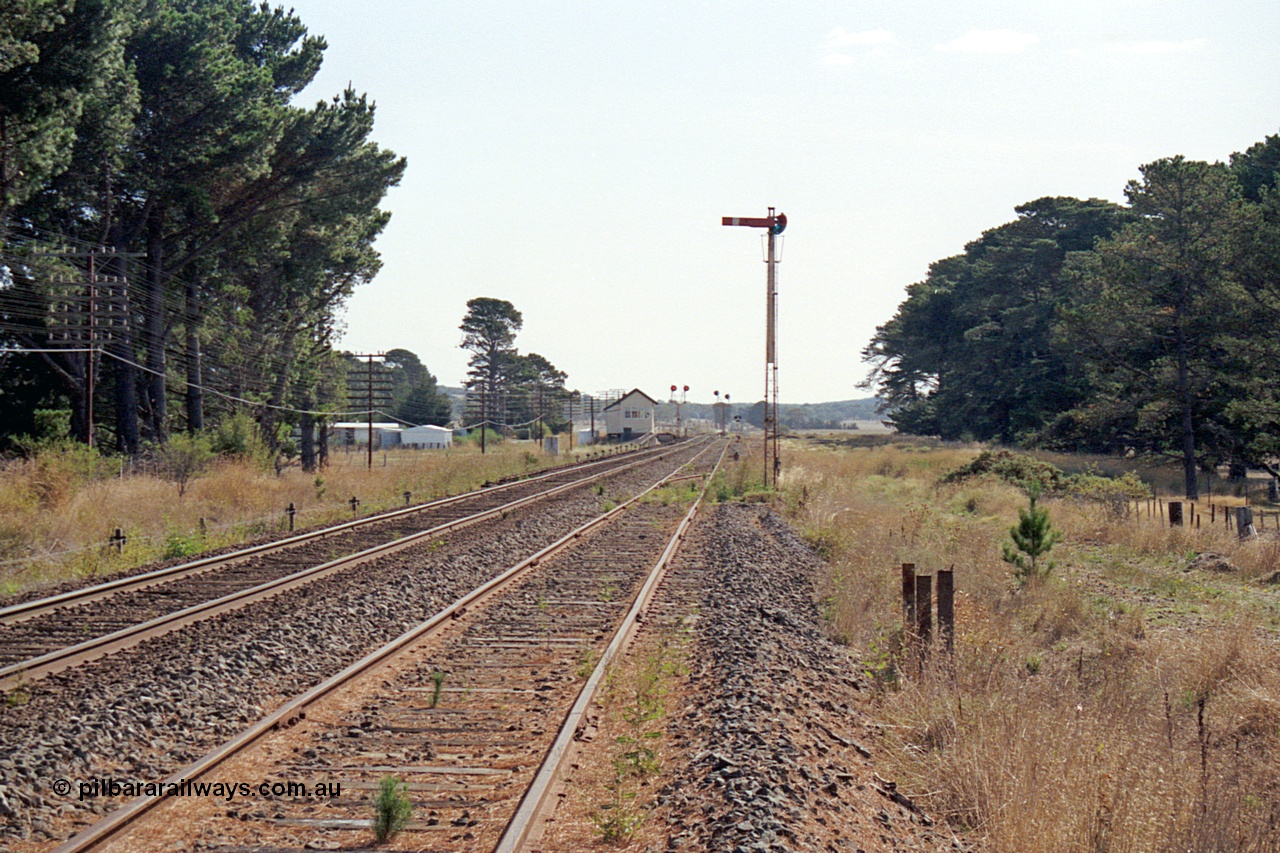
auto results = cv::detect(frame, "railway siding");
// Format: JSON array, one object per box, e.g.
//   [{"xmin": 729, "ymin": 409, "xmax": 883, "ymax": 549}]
[
  {"xmin": 94, "ymin": 502, "xmax": 694, "ymax": 852},
  {"xmin": 0, "ymin": 442, "xmax": 715, "ymax": 848}
]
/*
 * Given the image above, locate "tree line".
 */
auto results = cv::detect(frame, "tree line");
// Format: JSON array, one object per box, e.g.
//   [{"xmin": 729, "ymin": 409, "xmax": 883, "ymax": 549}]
[
  {"xmin": 864, "ymin": 132, "xmax": 1280, "ymax": 498},
  {"xmin": 459, "ymin": 297, "xmax": 571, "ymax": 438},
  {"xmin": 0, "ymin": 0, "xmax": 404, "ymax": 460}
]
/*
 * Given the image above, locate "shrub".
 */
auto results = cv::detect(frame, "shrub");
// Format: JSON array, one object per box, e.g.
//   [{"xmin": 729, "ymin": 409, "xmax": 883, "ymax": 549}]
[
  {"xmin": 373, "ymin": 776, "xmax": 412, "ymax": 841},
  {"xmin": 1064, "ymin": 471, "xmax": 1151, "ymax": 516},
  {"xmin": 210, "ymin": 411, "xmax": 271, "ymax": 467},
  {"xmin": 940, "ymin": 449, "xmax": 1067, "ymax": 493},
  {"xmin": 156, "ymin": 433, "xmax": 215, "ymax": 498},
  {"xmin": 1002, "ymin": 485, "xmax": 1061, "ymax": 582}
]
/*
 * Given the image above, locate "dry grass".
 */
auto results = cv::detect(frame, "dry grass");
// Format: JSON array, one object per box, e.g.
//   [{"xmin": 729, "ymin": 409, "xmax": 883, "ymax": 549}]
[
  {"xmin": 781, "ymin": 442, "xmax": 1280, "ymax": 852},
  {"xmin": 0, "ymin": 440, "xmax": 603, "ymax": 595}
]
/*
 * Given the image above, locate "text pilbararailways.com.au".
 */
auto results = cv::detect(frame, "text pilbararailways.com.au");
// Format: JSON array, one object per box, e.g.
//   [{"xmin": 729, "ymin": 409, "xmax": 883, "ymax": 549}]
[{"xmin": 61, "ymin": 777, "xmax": 341, "ymax": 802}]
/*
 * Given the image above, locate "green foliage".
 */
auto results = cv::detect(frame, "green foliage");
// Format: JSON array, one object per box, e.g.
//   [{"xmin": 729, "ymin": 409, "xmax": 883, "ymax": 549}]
[
  {"xmin": 591, "ymin": 642, "xmax": 678, "ymax": 843},
  {"xmin": 384, "ymin": 348, "xmax": 452, "ymax": 426},
  {"xmin": 372, "ymin": 776, "xmax": 412, "ymax": 842},
  {"xmin": 0, "ymin": 0, "xmax": 136, "ymax": 218},
  {"xmin": 210, "ymin": 412, "xmax": 270, "ymax": 464},
  {"xmin": 163, "ymin": 530, "xmax": 204, "ymax": 559},
  {"xmin": 428, "ymin": 670, "xmax": 445, "ymax": 709},
  {"xmin": 861, "ymin": 140, "xmax": 1280, "ymax": 496},
  {"xmin": 591, "ymin": 790, "xmax": 646, "ymax": 843},
  {"xmin": 941, "ymin": 450, "xmax": 1067, "ymax": 493},
  {"xmin": 0, "ymin": 0, "xmax": 404, "ymax": 453},
  {"xmin": 863, "ymin": 196, "xmax": 1132, "ymax": 442},
  {"xmin": 1056, "ymin": 156, "xmax": 1251, "ymax": 498},
  {"xmin": 461, "ymin": 427, "xmax": 502, "ymax": 447},
  {"xmin": 461, "ymin": 297, "xmax": 522, "ymax": 428},
  {"xmin": 31, "ymin": 409, "xmax": 72, "ymax": 442},
  {"xmin": 576, "ymin": 645, "xmax": 600, "ymax": 679},
  {"xmin": 1002, "ymin": 487, "xmax": 1062, "ymax": 583},
  {"xmin": 156, "ymin": 433, "xmax": 214, "ymax": 498},
  {"xmin": 1064, "ymin": 471, "xmax": 1151, "ymax": 511}
]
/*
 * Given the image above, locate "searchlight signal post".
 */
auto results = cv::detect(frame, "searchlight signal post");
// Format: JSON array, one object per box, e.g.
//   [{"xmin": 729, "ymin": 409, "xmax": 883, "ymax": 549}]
[{"xmin": 722, "ymin": 207, "xmax": 787, "ymax": 488}]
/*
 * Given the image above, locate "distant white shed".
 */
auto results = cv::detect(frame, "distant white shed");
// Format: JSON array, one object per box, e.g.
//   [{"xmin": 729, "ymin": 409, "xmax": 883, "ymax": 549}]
[
  {"xmin": 332, "ymin": 422, "xmax": 402, "ymax": 447},
  {"xmin": 401, "ymin": 424, "xmax": 453, "ymax": 449}
]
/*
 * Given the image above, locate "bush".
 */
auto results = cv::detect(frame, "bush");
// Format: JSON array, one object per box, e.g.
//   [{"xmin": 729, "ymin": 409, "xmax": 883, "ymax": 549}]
[
  {"xmin": 462, "ymin": 427, "xmax": 502, "ymax": 447},
  {"xmin": 210, "ymin": 411, "xmax": 271, "ymax": 467},
  {"xmin": 1064, "ymin": 471, "xmax": 1150, "ymax": 516},
  {"xmin": 940, "ymin": 449, "xmax": 1067, "ymax": 493},
  {"xmin": 8, "ymin": 440, "xmax": 110, "ymax": 508},
  {"xmin": 157, "ymin": 433, "xmax": 214, "ymax": 498}
]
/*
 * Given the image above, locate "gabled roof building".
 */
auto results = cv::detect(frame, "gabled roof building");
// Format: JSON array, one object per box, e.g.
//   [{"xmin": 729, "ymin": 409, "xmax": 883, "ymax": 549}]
[{"xmin": 603, "ymin": 389, "xmax": 657, "ymax": 441}]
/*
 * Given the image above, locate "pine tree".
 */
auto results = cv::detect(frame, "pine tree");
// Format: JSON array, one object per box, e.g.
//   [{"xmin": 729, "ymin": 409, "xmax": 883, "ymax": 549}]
[{"xmin": 1002, "ymin": 485, "xmax": 1061, "ymax": 583}]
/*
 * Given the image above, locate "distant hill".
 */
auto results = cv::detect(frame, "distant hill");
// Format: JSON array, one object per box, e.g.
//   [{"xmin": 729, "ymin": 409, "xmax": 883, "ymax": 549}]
[{"xmin": 780, "ymin": 398, "xmax": 881, "ymax": 426}]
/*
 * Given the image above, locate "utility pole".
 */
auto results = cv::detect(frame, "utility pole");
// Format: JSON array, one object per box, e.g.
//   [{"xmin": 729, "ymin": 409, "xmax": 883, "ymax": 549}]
[
  {"xmin": 722, "ymin": 208, "xmax": 787, "ymax": 487},
  {"xmin": 567, "ymin": 391, "xmax": 580, "ymax": 450},
  {"xmin": 346, "ymin": 353, "xmax": 389, "ymax": 470},
  {"xmin": 469, "ymin": 381, "xmax": 488, "ymax": 454},
  {"xmin": 36, "ymin": 246, "xmax": 144, "ymax": 447}
]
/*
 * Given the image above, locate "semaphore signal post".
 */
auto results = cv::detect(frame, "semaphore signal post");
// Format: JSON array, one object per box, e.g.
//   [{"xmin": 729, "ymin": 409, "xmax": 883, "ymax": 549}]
[{"xmin": 722, "ymin": 207, "xmax": 787, "ymax": 488}]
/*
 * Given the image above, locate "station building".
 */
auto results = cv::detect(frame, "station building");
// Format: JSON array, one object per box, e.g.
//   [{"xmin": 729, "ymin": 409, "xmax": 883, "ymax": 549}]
[{"xmin": 603, "ymin": 389, "xmax": 657, "ymax": 442}]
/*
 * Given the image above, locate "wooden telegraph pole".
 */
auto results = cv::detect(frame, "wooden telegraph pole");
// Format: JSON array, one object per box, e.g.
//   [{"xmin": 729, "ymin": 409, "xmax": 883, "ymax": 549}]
[
  {"xmin": 36, "ymin": 246, "xmax": 145, "ymax": 447},
  {"xmin": 345, "ymin": 354, "xmax": 389, "ymax": 470},
  {"xmin": 722, "ymin": 208, "xmax": 787, "ymax": 487}
]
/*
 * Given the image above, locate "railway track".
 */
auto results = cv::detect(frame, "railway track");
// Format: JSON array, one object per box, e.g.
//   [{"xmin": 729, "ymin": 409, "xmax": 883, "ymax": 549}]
[
  {"xmin": 52, "ymin": 439, "xmax": 727, "ymax": 853},
  {"xmin": 0, "ymin": 441, "xmax": 702, "ymax": 689}
]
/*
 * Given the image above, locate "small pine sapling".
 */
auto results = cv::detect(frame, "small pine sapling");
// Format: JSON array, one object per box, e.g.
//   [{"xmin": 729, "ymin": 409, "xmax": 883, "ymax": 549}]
[
  {"xmin": 373, "ymin": 775, "xmax": 412, "ymax": 841},
  {"xmin": 1002, "ymin": 485, "xmax": 1061, "ymax": 583}
]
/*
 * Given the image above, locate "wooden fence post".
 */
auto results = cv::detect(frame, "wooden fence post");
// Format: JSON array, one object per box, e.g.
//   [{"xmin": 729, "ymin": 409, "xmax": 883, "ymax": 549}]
[
  {"xmin": 901, "ymin": 563, "xmax": 916, "ymax": 629},
  {"xmin": 916, "ymin": 574, "xmax": 933, "ymax": 652},
  {"xmin": 1236, "ymin": 507, "xmax": 1255, "ymax": 540},
  {"xmin": 937, "ymin": 569, "xmax": 955, "ymax": 656},
  {"xmin": 1169, "ymin": 501, "xmax": 1183, "ymax": 527}
]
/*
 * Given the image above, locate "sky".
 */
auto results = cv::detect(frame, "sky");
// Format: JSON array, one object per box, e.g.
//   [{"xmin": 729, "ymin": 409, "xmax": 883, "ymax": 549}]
[{"xmin": 283, "ymin": 0, "xmax": 1280, "ymax": 405}]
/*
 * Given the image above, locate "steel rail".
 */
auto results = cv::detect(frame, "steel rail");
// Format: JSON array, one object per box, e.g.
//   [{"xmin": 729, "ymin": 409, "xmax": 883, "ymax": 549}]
[
  {"xmin": 0, "ymin": 438, "xmax": 710, "ymax": 689},
  {"xmin": 51, "ymin": 438, "xmax": 725, "ymax": 853},
  {"xmin": 0, "ymin": 442, "xmax": 672, "ymax": 626},
  {"xmin": 495, "ymin": 439, "xmax": 728, "ymax": 852}
]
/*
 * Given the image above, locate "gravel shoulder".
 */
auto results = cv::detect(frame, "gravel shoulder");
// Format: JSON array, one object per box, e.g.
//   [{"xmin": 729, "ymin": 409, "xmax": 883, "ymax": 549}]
[{"xmin": 544, "ymin": 503, "xmax": 962, "ymax": 852}]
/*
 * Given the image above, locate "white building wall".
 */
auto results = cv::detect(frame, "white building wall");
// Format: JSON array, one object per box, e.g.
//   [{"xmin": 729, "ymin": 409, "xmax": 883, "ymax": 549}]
[
  {"xmin": 604, "ymin": 391, "xmax": 656, "ymax": 438},
  {"xmin": 401, "ymin": 425, "xmax": 453, "ymax": 449}
]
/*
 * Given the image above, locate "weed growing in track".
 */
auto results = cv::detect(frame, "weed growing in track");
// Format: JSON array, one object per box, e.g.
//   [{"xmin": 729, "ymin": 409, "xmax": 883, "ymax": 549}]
[
  {"xmin": 576, "ymin": 645, "xmax": 600, "ymax": 679},
  {"xmin": 428, "ymin": 670, "xmax": 446, "ymax": 708},
  {"xmin": 590, "ymin": 636, "xmax": 685, "ymax": 843},
  {"xmin": 372, "ymin": 775, "xmax": 412, "ymax": 841}
]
